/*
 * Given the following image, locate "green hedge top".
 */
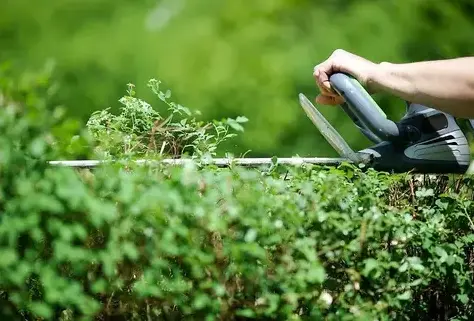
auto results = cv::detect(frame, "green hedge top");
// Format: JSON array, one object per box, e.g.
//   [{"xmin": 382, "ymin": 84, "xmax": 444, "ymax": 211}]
[{"xmin": 0, "ymin": 66, "xmax": 473, "ymax": 321}]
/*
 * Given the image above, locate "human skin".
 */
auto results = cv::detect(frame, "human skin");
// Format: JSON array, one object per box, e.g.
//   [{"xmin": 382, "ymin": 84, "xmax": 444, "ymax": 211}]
[{"xmin": 313, "ymin": 49, "xmax": 474, "ymax": 118}]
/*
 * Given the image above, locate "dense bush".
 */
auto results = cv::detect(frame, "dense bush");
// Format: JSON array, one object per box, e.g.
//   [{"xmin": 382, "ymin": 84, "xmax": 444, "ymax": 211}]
[{"xmin": 1, "ymin": 67, "xmax": 474, "ymax": 321}]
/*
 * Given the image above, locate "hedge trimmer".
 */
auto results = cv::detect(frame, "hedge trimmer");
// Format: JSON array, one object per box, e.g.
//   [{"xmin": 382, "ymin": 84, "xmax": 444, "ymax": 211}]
[
  {"xmin": 298, "ymin": 72, "xmax": 473, "ymax": 174},
  {"xmin": 50, "ymin": 73, "xmax": 474, "ymax": 174}
]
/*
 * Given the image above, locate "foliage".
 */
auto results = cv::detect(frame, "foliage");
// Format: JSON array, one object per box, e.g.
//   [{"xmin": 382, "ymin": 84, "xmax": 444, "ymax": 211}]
[
  {"xmin": 86, "ymin": 79, "xmax": 248, "ymax": 160},
  {"xmin": 3, "ymin": 0, "xmax": 474, "ymax": 157},
  {"xmin": 1, "ymin": 67, "xmax": 474, "ymax": 321}
]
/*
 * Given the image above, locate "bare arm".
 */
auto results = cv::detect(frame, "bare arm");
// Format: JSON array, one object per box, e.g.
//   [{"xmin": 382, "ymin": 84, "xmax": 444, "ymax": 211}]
[
  {"xmin": 313, "ymin": 50, "xmax": 474, "ymax": 118},
  {"xmin": 370, "ymin": 58, "xmax": 474, "ymax": 117}
]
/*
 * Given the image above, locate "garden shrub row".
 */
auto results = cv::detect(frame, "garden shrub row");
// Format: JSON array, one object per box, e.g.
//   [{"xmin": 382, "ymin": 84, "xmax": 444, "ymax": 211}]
[{"xmin": 0, "ymin": 66, "xmax": 473, "ymax": 321}]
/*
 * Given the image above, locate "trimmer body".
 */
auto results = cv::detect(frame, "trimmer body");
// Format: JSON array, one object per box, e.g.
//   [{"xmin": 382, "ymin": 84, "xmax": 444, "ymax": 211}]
[{"xmin": 299, "ymin": 73, "xmax": 473, "ymax": 174}]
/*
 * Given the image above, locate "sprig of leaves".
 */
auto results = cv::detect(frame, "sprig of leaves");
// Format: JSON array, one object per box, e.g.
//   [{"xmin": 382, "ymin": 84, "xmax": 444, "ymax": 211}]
[{"xmin": 86, "ymin": 78, "xmax": 248, "ymax": 160}]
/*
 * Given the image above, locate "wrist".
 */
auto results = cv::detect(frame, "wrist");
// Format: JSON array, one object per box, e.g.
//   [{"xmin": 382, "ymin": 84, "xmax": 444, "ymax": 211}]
[{"xmin": 366, "ymin": 61, "xmax": 392, "ymax": 93}]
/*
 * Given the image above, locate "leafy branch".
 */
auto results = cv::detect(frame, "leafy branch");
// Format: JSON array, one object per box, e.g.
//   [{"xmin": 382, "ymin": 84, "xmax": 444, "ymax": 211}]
[{"xmin": 86, "ymin": 79, "xmax": 248, "ymax": 160}]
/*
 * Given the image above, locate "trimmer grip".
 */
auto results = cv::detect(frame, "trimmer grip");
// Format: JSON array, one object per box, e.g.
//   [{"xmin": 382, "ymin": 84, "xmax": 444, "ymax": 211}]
[{"xmin": 329, "ymin": 73, "xmax": 400, "ymax": 141}]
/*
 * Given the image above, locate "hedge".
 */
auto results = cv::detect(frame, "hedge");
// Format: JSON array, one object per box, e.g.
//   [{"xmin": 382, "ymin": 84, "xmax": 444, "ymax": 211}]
[{"xmin": 0, "ymin": 66, "xmax": 474, "ymax": 321}]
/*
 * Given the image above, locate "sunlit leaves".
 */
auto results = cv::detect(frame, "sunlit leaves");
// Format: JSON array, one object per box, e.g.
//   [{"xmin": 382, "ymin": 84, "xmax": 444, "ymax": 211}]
[
  {"xmin": 86, "ymin": 79, "xmax": 247, "ymax": 160},
  {"xmin": 1, "ymin": 65, "xmax": 474, "ymax": 321}
]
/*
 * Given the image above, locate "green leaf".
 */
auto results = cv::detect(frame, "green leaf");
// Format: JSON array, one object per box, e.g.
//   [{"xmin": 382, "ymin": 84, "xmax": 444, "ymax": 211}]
[
  {"xmin": 214, "ymin": 284, "xmax": 226, "ymax": 297},
  {"xmin": 397, "ymin": 291, "xmax": 412, "ymax": 301},
  {"xmin": 435, "ymin": 199, "xmax": 448, "ymax": 210},
  {"xmin": 416, "ymin": 188, "xmax": 434, "ymax": 198},
  {"xmin": 398, "ymin": 262, "xmax": 409, "ymax": 273},
  {"xmin": 458, "ymin": 294, "xmax": 469, "ymax": 305},
  {"xmin": 122, "ymin": 241, "xmax": 139, "ymax": 260},
  {"xmin": 307, "ymin": 264, "xmax": 325, "ymax": 283},
  {"xmin": 244, "ymin": 229, "xmax": 257, "ymax": 242},
  {"xmin": 362, "ymin": 258, "xmax": 379, "ymax": 277},
  {"xmin": 236, "ymin": 116, "xmax": 249, "ymax": 123},
  {"xmin": 0, "ymin": 249, "xmax": 17, "ymax": 267},
  {"xmin": 236, "ymin": 309, "xmax": 256, "ymax": 318},
  {"xmin": 92, "ymin": 279, "xmax": 107, "ymax": 294},
  {"xmin": 193, "ymin": 294, "xmax": 210, "ymax": 310},
  {"xmin": 406, "ymin": 257, "xmax": 425, "ymax": 271},
  {"xmin": 227, "ymin": 120, "xmax": 244, "ymax": 132},
  {"xmin": 408, "ymin": 278, "xmax": 424, "ymax": 287},
  {"xmin": 29, "ymin": 302, "xmax": 53, "ymax": 319},
  {"xmin": 435, "ymin": 246, "xmax": 448, "ymax": 263},
  {"xmin": 29, "ymin": 137, "xmax": 46, "ymax": 157}
]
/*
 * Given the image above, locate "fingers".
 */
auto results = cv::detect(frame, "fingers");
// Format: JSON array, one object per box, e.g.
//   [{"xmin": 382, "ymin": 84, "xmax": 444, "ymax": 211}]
[
  {"xmin": 315, "ymin": 78, "xmax": 339, "ymax": 99},
  {"xmin": 313, "ymin": 49, "xmax": 358, "ymax": 106},
  {"xmin": 313, "ymin": 63, "xmax": 331, "ymax": 89},
  {"xmin": 312, "ymin": 49, "xmax": 377, "ymax": 107},
  {"xmin": 313, "ymin": 53, "xmax": 344, "ymax": 98},
  {"xmin": 315, "ymin": 94, "xmax": 345, "ymax": 106},
  {"xmin": 313, "ymin": 62, "xmax": 338, "ymax": 97}
]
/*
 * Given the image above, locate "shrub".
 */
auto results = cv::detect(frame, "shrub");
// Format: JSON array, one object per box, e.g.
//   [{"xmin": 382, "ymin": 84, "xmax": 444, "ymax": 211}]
[{"xmin": 0, "ymin": 66, "xmax": 474, "ymax": 321}]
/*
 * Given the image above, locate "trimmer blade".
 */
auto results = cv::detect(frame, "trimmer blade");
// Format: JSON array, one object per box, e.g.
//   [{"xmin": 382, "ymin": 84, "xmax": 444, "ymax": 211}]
[{"xmin": 298, "ymin": 93, "xmax": 363, "ymax": 163}]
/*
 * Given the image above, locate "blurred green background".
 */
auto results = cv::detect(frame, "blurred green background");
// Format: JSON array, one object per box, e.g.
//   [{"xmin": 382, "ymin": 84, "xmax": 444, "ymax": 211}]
[{"xmin": 2, "ymin": 0, "xmax": 474, "ymax": 158}]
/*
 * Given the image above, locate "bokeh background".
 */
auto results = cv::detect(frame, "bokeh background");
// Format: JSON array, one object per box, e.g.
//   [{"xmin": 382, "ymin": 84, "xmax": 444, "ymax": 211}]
[{"xmin": 2, "ymin": 0, "xmax": 474, "ymax": 158}]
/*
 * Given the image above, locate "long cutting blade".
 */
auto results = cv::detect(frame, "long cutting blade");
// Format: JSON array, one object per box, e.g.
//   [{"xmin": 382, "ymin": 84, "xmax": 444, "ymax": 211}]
[{"xmin": 298, "ymin": 93, "xmax": 363, "ymax": 163}]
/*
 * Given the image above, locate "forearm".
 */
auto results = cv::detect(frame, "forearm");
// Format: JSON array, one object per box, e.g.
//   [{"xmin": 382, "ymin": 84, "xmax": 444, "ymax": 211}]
[{"xmin": 370, "ymin": 57, "xmax": 474, "ymax": 117}]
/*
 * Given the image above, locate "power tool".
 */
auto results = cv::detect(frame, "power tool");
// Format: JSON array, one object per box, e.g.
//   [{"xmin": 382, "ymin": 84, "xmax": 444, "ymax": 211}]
[{"xmin": 298, "ymin": 72, "xmax": 473, "ymax": 174}]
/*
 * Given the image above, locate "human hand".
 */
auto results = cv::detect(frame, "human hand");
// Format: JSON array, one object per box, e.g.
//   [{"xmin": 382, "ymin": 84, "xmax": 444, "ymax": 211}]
[{"xmin": 313, "ymin": 49, "xmax": 379, "ymax": 105}]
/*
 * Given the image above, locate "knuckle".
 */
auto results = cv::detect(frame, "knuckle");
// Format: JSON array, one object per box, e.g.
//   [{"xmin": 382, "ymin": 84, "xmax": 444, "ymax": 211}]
[{"xmin": 332, "ymin": 48, "xmax": 346, "ymax": 57}]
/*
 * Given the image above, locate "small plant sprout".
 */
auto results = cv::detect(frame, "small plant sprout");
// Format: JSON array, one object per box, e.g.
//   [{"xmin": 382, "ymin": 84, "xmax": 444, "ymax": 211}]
[{"xmin": 86, "ymin": 78, "xmax": 248, "ymax": 161}]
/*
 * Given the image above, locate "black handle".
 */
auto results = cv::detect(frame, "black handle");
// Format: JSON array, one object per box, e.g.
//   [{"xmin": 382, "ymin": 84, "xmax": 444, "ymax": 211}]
[
  {"xmin": 339, "ymin": 102, "xmax": 383, "ymax": 144},
  {"xmin": 329, "ymin": 73, "xmax": 400, "ymax": 142}
]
